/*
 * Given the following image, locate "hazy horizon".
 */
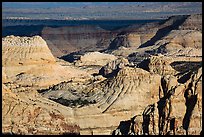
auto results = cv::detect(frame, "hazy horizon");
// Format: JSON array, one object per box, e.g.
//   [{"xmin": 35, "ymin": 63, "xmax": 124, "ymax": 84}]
[{"xmin": 2, "ymin": 2, "xmax": 202, "ymax": 20}]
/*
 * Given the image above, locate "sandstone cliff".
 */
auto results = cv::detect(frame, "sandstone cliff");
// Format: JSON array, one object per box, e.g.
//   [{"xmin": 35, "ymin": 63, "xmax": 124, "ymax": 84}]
[
  {"xmin": 2, "ymin": 35, "xmax": 56, "ymax": 67},
  {"xmin": 106, "ymin": 14, "xmax": 202, "ymax": 59},
  {"xmin": 41, "ymin": 25, "xmax": 117, "ymax": 57}
]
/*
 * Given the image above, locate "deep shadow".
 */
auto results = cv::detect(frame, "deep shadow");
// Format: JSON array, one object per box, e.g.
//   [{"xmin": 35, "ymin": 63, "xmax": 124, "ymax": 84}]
[
  {"xmin": 142, "ymin": 104, "xmax": 155, "ymax": 135},
  {"xmin": 128, "ymin": 52, "xmax": 151, "ymax": 67},
  {"xmin": 154, "ymin": 43, "xmax": 169, "ymax": 54},
  {"xmin": 113, "ymin": 115, "xmax": 141, "ymax": 135},
  {"xmin": 137, "ymin": 58, "xmax": 150, "ymax": 71},
  {"xmin": 62, "ymin": 132, "xmax": 80, "ymax": 135},
  {"xmin": 170, "ymin": 61, "xmax": 202, "ymax": 73},
  {"xmin": 182, "ymin": 82, "xmax": 198, "ymax": 135},
  {"xmin": 170, "ymin": 117, "xmax": 176, "ymax": 135},
  {"xmin": 177, "ymin": 71, "xmax": 193, "ymax": 84},
  {"xmin": 161, "ymin": 77, "xmax": 168, "ymax": 97},
  {"xmin": 99, "ymin": 65, "xmax": 121, "ymax": 78},
  {"xmin": 59, "ymin": 51, "xmax": 85, "ymax": 63},
  {"xmin": 114, "ymin": 120, "xmax": 132, "ymax": 135},
  {"xmin": 108, "ymin": 35, "xmax": 130, "ymax": 50},
  {"xmin": 157, "ymin": 85, "xmax": 176, "ymax": 135},
  {"xmin": 170, "ymin": 61, "xmax": 202, "ymax": 84},
  {"xmin": 50, "ymin": 97, "xmax": 96, "ymax": 108},
  {"xmin": 138, "ymin": 15, "xmax": 189, "ymax": 48}
]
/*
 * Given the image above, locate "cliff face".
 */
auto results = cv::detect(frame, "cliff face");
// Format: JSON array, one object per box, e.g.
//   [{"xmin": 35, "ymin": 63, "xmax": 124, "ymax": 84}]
[
  {"xmin": 41, "ymin": 25, "xmax": 117, "ymax": 57},
  {"xmin": 108, "ymin": 22, "xmax": 159, "ymax": 50},
  {"xmin": 107, "ymin": 14, "xmax": 202, "ymax": 58},
  {"xmin": 2, "ymin": 25, "xmax": 119, "ymax": 58},
  {"xmin": 2, "ymin": 35, "xmax": 57, "ymax": 84},
  {"xmin": 2, "ymin": 35, "xmax": 56, "ymax": 67},
  {"xmin": 178, "ymin": 14, "xmax": 202, "ymax": 31}
]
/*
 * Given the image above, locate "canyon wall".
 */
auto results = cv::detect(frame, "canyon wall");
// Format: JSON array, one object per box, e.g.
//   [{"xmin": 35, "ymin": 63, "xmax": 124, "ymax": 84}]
[
  {"xmin": 41, "ymin": 25, "xmax": 118, "ymax": 57},
  {"xmin": 2, "ymin": 14, "xmax": 202, "ymax": 135}
]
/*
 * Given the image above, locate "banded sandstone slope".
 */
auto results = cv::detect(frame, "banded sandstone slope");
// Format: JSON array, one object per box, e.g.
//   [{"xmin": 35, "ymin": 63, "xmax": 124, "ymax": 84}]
[{"xmin": 107, "ymin": 14, "xmax": 202, "ymax": 58}]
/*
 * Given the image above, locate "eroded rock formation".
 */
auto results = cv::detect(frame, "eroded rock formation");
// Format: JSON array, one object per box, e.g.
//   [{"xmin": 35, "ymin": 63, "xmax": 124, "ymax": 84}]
[
  {"xmin": 2, "ymin": 85, "xmax": 80, "ymax": 135},
  {"xmin": 106, "ymin": 14, "xmax": 202, "ymax": 59},
  {"xmin": 2, "ymin": 14, "xmax": 202, "ymax": 135},
  {"xmin": 99, "ymin": 57, "xmax": 129, "ymax": 78},
  {"xmin": 41, "ymin": 25, "xmax": 117, "ymax": 57},
  {"xmin": 74, "ymin": 51, "xmax": 117, "ymax": 67}
]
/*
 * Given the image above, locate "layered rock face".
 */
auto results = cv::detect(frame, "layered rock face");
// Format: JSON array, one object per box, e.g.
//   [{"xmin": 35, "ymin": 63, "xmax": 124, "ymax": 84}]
[
  {"xmin": 154, "ymin": 30, "xmax": 202, "ymax": 56},
  {"xmin": 107, "ymin": 14, "xmax": 202, "ymax": 58},
  {"xmin": 2, "ymin": 35, "xmax": 90, "ymax": 88},
  {"xmin": 178, "ymin": 14, "xmax": 202, "ymax": 31},
  {"xmin": 2, "ymin": 14, "xmax": 202, "ymax": 135},
  {"xmin": 40, "ymin": 66, "xmax": 162, "ymax": 134},
  {"xmin": 2, "ymin": 85, "xmax": 80, "ymax": 135},
  {"xmin": 41, "ymin": 25, "xmax": 117, "ymax": 57},
  {"xmin": 99, "ymin": 57, "xmax": 129, "ymax": 77},
  {"xmin": 108, "ymin": 22, "xmax": 159, "ymax": 50},
  {"xmin": 40, "ymin": 57, "xmax": 202, "ymax": 135},
  {"xmin": 2, "ymin": 36, "xmax": 84, "ymax": 135},
  {"xmin": 2, "ymin": 35, "xmax": 56, "ymax": 67}
]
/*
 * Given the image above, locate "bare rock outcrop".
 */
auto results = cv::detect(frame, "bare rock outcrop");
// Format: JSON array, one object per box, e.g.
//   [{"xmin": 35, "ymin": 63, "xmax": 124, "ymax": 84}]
[
  {"xmin": 107, "ymin": 15, "xmax": 188, "ymax": 51},
  {"xmin": 111, "ymin": 67, "xmax": 202, "ymax": 135},
  {"xmin": 154, "ymin": 30, "xmax": 202, "ymax": 56},
  {"xmin": 2, "ymin": 35, "xmax": 91, "ymax": 89},
  {"xmin": 2, "ymin": 84, "xmax": 80, "ymax": 135},
  {"xmin": 74, "ymin": 51, "xmax": 117, "ymax": 67},
  {"xmin": 39, "ymin": 66, "xmax": 162, "ymax": 134},
  {"xmin": 178, "ymin": 14, "xmax": 202, "ymax": 31},
  {"xmin": 138, "ymin": 55, "xmax": 202, "ymax": 77},
  {"xmin": 40, "ymin": 55, "xmax": 202, "ymax": 135},
  {"xmin": 2, "ymin": 35, "xmax": 56, "ymax": 67},
  {"xmin": 147, "ymin": 55, "xmax": 177, "ymax": 75},
  {"xmin": 146, "ymin": 14, "xmax": 202, "ymax": 57},
  {"xmin": 107, "ymin": 22, "xmax": 159, "ymax": 50},
  {"xmin": 99, "ymin": 57, "xmax": 129, "ymax": 78},
  {"xmin": 106, "ymin": 14, "xmax": 202, "ymax": 59}
]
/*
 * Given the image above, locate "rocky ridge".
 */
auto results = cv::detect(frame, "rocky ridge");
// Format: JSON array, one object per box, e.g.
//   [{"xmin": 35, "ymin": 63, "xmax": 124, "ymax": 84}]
[
  {"xmin": 41, "ymin": 25, "xmax": 117, "ymax": 57},
  {"xmin": 107, "ymin": 14, "xmax": 202, "ymax": 58}
]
